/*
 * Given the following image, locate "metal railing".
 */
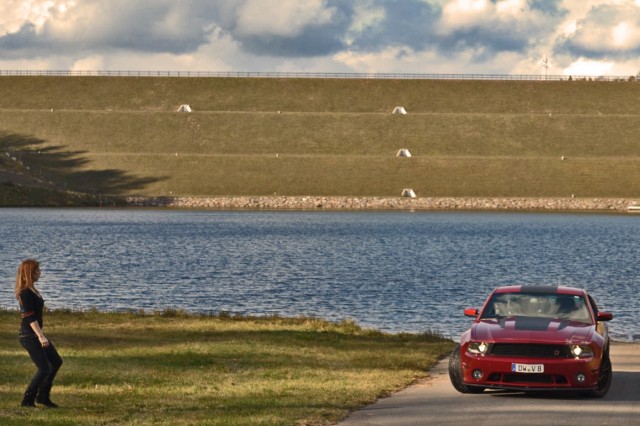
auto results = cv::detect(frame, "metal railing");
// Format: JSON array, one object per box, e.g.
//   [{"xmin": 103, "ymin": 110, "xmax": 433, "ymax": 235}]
[{"xmin": 0, "ymin": 69, "xmax": 637, "ymax": 82}]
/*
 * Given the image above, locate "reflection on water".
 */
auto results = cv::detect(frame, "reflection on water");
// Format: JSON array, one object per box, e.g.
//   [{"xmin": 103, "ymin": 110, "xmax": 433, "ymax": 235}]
[{"xmin": 0, "ymin": 209, "xmax": 638, "ymax": 341}]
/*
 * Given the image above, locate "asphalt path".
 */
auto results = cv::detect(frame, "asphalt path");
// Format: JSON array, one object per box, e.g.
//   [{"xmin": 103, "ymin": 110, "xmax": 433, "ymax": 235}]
[{"xmin": 338, "ymin": 343, "xmax": 640, "ymax": 426}]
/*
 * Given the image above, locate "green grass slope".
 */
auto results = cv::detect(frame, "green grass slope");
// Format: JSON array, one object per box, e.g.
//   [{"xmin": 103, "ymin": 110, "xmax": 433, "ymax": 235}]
[
  {"xmin": 1, "ymin": 76, "xmax": 640, "ymax": 198},
  {"xmin": 0, "ymin": 309, "xmax": 454, "ymax": 425}
]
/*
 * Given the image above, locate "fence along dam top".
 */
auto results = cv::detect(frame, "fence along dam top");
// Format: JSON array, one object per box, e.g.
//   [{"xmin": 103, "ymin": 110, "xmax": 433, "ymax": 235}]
[{"xmin": 0, "ymin": 70, "xmax": 638, "ymax": 82}]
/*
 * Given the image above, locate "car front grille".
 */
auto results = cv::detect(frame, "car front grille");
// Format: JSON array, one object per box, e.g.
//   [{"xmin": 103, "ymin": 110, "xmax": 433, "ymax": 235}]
[
  {"xmin": 488, "ymin": 372, "xmax": 569, "ymax": 385},
  {"xmin": 490, "ymin": 343, "xmax": 571, "ymax": 358}
]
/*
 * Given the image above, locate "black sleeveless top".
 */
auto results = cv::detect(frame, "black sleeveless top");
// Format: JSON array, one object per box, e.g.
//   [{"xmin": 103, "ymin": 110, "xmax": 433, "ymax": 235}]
[{"xmin": 19, "ymin": 289, "xmax": 44, "ymax": 336}]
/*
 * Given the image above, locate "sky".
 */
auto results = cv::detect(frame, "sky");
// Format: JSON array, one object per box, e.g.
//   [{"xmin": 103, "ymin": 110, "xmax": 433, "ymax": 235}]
[{"xmin": 2, "ymin": 0, "xmax": 640, "ymax": 77}]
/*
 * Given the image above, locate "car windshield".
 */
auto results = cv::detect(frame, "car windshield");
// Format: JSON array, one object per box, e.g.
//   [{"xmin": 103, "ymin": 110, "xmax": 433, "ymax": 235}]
[{"xmin": 480, "ymin": 292, "xmax": 592, "ymax": 323}]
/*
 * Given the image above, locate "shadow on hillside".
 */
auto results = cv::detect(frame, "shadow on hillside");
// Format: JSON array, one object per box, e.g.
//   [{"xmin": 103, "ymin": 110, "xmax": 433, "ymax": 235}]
[{"xmin": 0, "ymin": 132, "xmax": 166, "ymax": 195}]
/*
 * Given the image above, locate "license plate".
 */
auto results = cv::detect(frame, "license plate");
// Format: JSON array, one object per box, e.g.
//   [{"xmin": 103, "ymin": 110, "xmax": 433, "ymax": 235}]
[{"xmin": 512, "ymin": 363, "xmax": 544, "ymax": 373}]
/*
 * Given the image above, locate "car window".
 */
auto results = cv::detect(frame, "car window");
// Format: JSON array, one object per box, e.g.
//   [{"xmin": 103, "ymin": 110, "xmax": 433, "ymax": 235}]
[{"xmin": 481, "ymin": 293, "xmax": 592, "ymax": 323}]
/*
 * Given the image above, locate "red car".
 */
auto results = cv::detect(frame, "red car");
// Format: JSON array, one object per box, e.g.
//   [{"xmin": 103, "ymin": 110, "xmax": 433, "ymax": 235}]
[{"xmin": 449, "ymin": 285, "xmax": 613, "ymax": 397}]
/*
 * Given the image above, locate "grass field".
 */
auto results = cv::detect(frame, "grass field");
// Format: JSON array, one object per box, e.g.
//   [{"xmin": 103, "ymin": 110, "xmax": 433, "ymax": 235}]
[
  {"xmin": 0, "ymin": 309, "xmax": 454, "ymax": 425},
  {"xmin": 1, "ymin": 77, "xmax": 640, "ymax": 199}
]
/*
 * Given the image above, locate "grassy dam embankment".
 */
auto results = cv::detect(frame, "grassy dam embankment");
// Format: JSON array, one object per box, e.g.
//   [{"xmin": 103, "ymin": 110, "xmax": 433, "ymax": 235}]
[{"xmin": 1, "ymin": 76, "xmax": 640, "ymax": 205}]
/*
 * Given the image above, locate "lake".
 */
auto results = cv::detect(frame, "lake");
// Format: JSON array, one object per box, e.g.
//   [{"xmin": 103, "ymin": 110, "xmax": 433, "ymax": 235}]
[{"xmin": 1, "ymin": 208, "xmax": 638, "ymax": 341}]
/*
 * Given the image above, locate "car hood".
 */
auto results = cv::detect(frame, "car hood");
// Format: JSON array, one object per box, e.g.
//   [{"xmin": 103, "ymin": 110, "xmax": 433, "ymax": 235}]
[{"xmin": 471, "ymin": 317, "xmax": 595, "ymax": 344}]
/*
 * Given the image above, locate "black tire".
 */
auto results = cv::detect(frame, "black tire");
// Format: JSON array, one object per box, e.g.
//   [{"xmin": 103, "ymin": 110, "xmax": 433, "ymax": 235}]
[
  {"xmin": 586, "ymin": 354, "xmax": 612, "ymax": 398},
  {"xmin": 448, "ymin": 346, "xmax": 485, "ymax": 394}
]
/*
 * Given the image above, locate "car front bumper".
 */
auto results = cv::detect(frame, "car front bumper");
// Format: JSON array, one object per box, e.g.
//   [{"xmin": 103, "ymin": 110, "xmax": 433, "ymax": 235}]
[{"xmin": 461, "ymin": 352, "xmax": 603, "ymax": 391}]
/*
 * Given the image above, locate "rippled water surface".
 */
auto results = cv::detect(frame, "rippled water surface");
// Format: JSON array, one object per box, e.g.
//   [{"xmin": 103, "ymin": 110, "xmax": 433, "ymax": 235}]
[{"xmin": 1, "ymin": 209, "xmax": 638, "ymax": 341}]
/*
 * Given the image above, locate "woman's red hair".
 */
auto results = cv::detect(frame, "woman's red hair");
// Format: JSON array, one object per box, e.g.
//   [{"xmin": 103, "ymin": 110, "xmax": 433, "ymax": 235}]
[{"xmin": 15, "ymin": 259, "xmax": 40, "ymax": 302}]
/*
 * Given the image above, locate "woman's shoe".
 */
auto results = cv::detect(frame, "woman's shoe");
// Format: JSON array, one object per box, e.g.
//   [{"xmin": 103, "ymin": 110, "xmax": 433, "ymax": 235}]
[
  {"xmin": 21, "ymin": 389, "xmax": 37, "ymax": 407},
  {"xmin": 36, "ymin": 384, "xmax": 59, "ymax": 408}
]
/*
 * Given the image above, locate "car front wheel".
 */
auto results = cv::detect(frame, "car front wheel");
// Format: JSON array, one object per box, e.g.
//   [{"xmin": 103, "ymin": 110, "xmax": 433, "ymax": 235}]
[
  {"xmin": 448, "ymin": 345, "xmax": 485, "ymax": 394},
  {"xmin": 586, "ymin": 353, "xmax": 612, "ymax": 398}
]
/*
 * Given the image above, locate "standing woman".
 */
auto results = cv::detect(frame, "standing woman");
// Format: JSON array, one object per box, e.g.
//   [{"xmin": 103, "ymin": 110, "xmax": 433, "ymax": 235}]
[{"xmin": 15, "ymin": 259, "xmax": 63, "ymax": 408}]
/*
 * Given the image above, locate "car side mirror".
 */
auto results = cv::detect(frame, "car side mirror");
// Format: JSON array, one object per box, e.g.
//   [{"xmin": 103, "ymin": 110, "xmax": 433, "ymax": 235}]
[
  {"xmin": 597, "ymin": 312, "xmax": 613, "ymax": 322},
  {"xmin": 464, "ymin": 308, "xmax": 479, "ymax": 317}
]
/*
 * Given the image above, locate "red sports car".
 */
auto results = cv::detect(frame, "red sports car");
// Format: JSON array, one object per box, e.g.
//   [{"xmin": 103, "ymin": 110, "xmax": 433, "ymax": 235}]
[{"xmin": 449, "ymin": 285, "xmax": 613, "ymax": 397}]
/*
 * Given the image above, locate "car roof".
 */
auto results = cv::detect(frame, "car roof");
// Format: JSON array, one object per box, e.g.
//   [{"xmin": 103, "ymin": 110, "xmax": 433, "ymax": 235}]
[{"xmin": 493, "ymin": 285, "xmax": 586, "ymax": 296}]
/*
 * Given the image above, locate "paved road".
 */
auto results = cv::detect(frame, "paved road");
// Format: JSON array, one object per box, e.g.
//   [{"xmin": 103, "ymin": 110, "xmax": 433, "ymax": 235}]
[{"xmin": 338, "ymin": 343, "xmax": 640, "ymax": 426}]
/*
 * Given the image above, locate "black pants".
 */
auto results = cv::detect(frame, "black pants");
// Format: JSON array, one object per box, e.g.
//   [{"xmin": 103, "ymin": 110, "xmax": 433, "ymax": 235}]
[{"xmin": 19, "ymin": 334, "xmax": 63, "ymax": 393}]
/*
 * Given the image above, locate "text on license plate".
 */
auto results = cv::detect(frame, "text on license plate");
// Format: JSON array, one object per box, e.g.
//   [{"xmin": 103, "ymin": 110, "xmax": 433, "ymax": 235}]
[{"xmin": 511, "ymin": 363, "xmax": 544, "ymax": 373}]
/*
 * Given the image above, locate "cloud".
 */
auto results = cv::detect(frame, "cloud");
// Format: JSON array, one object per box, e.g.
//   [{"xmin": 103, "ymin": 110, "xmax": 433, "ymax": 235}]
[
  {"xmin": 436, "ymin": 0, "xmax": 564, "ymax": 56},
  {"xmin": 562, "ymin": 58, "xmax": 615, "ymax": 76},
  {"xmin": 0, "ymin": 0, "xmax": 217, "ymax": 56},
  {"xmin": 69, "ymin": 54, "xmax": 104, "ymax": 71},
  {"xmin": 1, "ymin": 0, "xmax": 640, "ymax": 76},
  {"xmin": 0, "ymin": 0, "xmax": 71, "ymax": 35},
  {"xmin": 234, "ymin": 0, "xmax": 335, "ymax": 37},
  {"xmin": 344, "ymin": 0, "xmax": 440, "ymax": 52},
  {"xmin": 556, "ymin": 3, "xmax": 640, "ymax": 58},
  {"xmin": 214, "ymin": 0, "xmax": 350, "ymax": 57}
]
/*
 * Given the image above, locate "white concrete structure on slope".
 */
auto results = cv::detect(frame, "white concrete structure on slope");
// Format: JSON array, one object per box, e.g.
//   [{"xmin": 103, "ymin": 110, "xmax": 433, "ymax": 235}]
[{"xmin": 401, "ymin": 188, "xmax": 416, "ymax": 198}]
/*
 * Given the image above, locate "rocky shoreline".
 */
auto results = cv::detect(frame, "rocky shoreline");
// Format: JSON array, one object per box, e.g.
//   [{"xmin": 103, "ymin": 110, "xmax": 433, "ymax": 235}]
[{"xmin": 125, "ymin": 196, "xmax": 640, "ymax": 212}]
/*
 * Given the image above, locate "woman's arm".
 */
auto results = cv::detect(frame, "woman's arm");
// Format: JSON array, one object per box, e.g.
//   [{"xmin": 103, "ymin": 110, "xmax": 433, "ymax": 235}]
[{"xmin": 29, "ymin": 321, "xmax": 49, "ymax": 347}]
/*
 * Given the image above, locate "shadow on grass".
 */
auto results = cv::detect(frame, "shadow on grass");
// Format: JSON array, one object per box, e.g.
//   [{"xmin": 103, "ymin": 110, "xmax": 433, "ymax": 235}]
[{"xmin": 0, "ymin": 132, "xmax": 166, "ymax": 196}]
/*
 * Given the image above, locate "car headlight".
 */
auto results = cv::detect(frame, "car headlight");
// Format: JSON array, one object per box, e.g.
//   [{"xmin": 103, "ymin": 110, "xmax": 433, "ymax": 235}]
[
  {"xmin": 570, "ymin": 345, "xmax": 594, "ymax": 358},
  {"xmin": 468, "ymin": 342, "xmax": 490, "ymax": 355}
]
